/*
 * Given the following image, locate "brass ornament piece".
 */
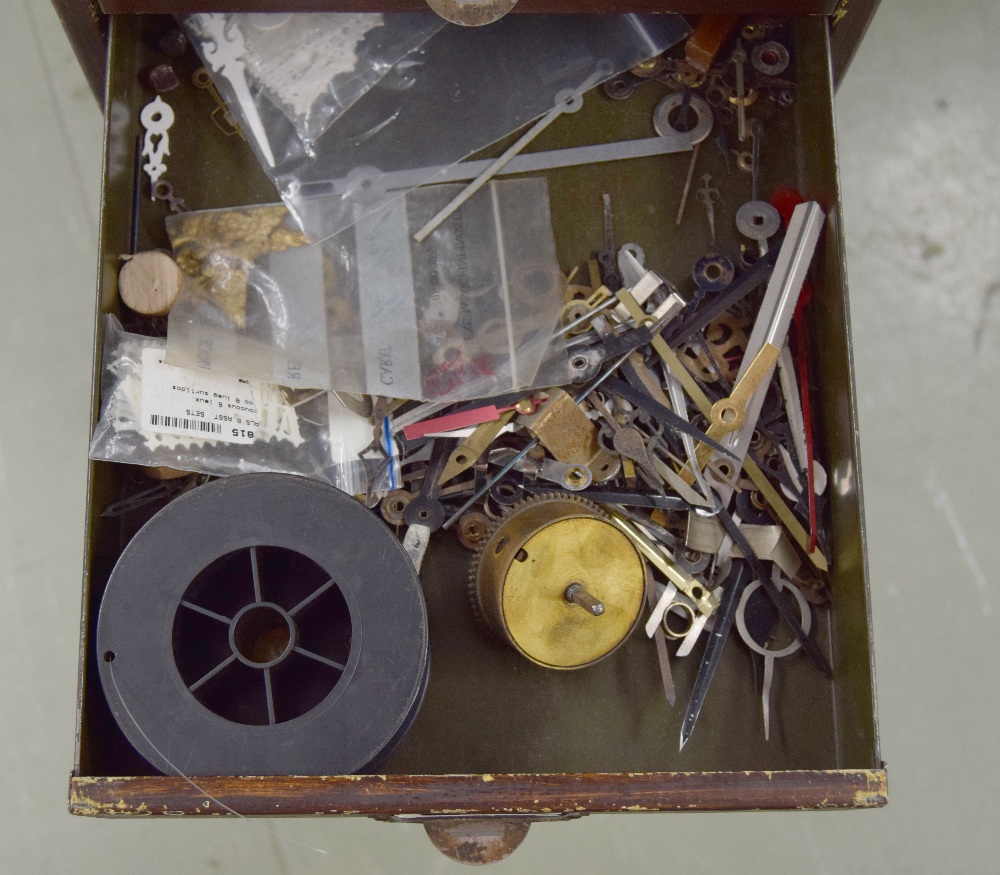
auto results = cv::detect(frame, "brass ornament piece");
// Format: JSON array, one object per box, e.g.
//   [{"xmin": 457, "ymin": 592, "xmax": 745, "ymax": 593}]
[
  {"xmin": 681, "ymin": 311, "xmax": 750, "ymax": 383},
  {"xmin": 517, "ymin": 388, "xmax": 619, "ymax": 482},
  {"xmin": 168, "ymin": 205, "xmax": 308, "ymax": 328},
  {"xmin": 471, "ymin": 495, "xmax": 645, "ymax": 669},
  {"xmin": 630, "ymin": 56, "xmax": 665, "ymax": 79},
  {"xmin": 728, "ymin": 87, "xmax": 759, "ymax": 108}
]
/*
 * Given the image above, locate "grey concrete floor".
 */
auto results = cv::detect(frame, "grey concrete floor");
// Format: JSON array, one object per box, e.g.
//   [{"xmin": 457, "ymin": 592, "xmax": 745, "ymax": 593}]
[{"xmin": 1, "ymin": 1, "xmax": 997, "ymax": 871}]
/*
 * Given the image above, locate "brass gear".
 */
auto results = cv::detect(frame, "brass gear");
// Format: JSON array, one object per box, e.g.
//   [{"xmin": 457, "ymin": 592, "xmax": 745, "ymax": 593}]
[
  {"xmin": 468, "ymin": 493, "xmax": 646, "ymax": 670},
  {"xmin": 456, "ymin": 510, "xmax": 492, "ymax": 551}
]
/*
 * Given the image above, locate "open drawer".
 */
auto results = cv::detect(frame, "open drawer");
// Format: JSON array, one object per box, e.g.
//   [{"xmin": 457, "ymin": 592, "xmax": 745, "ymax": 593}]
[{"xmin": 69, "ymin": 10, "xmax": 884, "ymax": 862}]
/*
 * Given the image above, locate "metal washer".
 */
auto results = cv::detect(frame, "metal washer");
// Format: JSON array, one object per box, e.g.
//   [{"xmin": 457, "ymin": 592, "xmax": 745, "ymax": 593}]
[
  {"xmin": 751, "ymin": 41, "xmax": 791, "ymax": 77},
  {"xmin": 97, "ymin": 473, "xmax": 429, "ymax": 776},
  {"xmin": 736, "ymin": 200, "xmax": 782, "ymax": 242},
  {"xmin": 652, "ymin": 93, "xmax": 714, "ymax": 145}
]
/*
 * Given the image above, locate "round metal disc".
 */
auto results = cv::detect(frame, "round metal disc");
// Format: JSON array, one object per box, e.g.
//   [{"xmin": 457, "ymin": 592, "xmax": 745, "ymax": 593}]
[
  {"xmin": 500, "ymin": 516, "xmax": 645, "ymax": 668},
  {"xmin": 736, "ymin": 201, "xmax": 782, "ymax": 243},
  {"xmin": 97, "ymin": 474, "xmax": 428, "ymax": 776},
  {"xmin": 653, "ymin": 93, "xmax": 714, "ymax": 145},
  {"xmin": 751, "ymin": 41, "xmax": 790, "ymax": 77},
  {"xmin": 692, "ymin": 254, "xmax": 736, "ymax": 292}
]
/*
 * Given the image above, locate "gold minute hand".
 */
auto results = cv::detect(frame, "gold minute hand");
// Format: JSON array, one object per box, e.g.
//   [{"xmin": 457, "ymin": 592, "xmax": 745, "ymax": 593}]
[{"xmin": 694, "ymin": 342, "xmax": 781, "ymax": 471}]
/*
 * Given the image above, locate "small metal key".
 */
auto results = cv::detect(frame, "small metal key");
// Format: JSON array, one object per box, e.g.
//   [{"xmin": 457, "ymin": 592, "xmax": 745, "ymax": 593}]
[
  {"xmin": 592, "ymin": 395, "xmax": 661, "ymax": 488},
  {"xmin": 152, "ymin": 180, "xmax": 189, "ymax": 213},
  {"xmin": 735, "ymin": 200, "xmax": 781, "ymax": 256},
  {"xmin": 696, "ymin": 173, "xmax": 720, "ymax": 242}
]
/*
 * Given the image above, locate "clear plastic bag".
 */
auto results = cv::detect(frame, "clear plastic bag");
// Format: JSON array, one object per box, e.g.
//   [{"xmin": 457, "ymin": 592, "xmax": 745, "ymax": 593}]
[
  {"xmin": 89, "ymin": 316, "xmax": 395, "ymax": 497},
  {"xmin": 185, "ymin": 12, "xmax": 443, "ymax": 147},
  {"xmin": 188, "ymin": 13, "xmax": 690, "ymax": 242},
  {"xmin": 165, "ymin": 178, "xmax": 570, "ymax": 403}
]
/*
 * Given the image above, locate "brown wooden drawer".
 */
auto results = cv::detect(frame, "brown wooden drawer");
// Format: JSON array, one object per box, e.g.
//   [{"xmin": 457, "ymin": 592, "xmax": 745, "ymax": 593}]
[
  {"xmin": 50, "ymin": 2, "xmax": 879, "ymax": 103},
  {"xmin": 69, "ymin": 11, "xmax": 884, "ymax": 861},
  {"xmin": 99, "ymin": 1, "xmax": 841, "ymax": 12}
]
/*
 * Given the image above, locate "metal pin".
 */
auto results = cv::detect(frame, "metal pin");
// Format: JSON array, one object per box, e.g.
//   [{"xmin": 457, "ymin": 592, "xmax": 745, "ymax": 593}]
[
  {"xmin": 413, "ymin": 63, "xmax": 610, "ymax": 242},
  {"xmin": 732, "ymin": 41, "xmax": 748, "ymax": 142},
  {"xmin": 676, "ymin": 142, "xmax": 701, "ymax": 226},
  {"xmin": 599, "ymin": 193, "xmax": 623, "ymax": 291},
  {"xmin": 603, "ymin": 193, "xmax": 615, "ymax": 255},
  {"xmin": 750, "ymin": 119, "xmax": 763, "ymax": 201},
  {"xmin": 696, "ymin": 173, "xmax": 720, "ymax": 242},
  {"xmin": 554, "ymin": 296, "xmax": 618, "ymax": 339},
  {"xmin": 129, "ymin": 135, "xmax": 143, "ymax": 253},
  {"xmin": 565, "ymin": 582, "xmax": 605, "ymax": 616}
]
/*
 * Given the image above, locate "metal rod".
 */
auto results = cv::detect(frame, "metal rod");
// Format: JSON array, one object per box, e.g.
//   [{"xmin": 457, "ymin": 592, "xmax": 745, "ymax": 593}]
[
  {"xmin": 565, "ymin": 583, "xmax": 605, "ymax": 616},
  {"xmin": 413, "ymin": 65, "xmax": 609, "ymax": 242},
  {"xmin": 676, "ymin": 142, "xmax": 700, "ymax": 225},
  {"xmin": 680, "ymin": 561, "xmax": 752, "ymax": 749}
]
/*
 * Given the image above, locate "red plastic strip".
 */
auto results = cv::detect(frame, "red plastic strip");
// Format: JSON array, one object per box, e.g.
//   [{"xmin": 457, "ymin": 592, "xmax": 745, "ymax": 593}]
[
  {"xmin": 402, "ymin": 406, "xmax": 501, "ymax": 441},
  {"xmin": 772, "ymin": 186, "xmax": 818, "ymax": 552}
]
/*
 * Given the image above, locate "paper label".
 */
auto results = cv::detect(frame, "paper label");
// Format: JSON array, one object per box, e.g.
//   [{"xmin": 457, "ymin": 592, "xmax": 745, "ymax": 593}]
[
  {"xmin": 140, "ymin": 347, "xmax": 262, "ymax": 445},
  {"xmin": 402, "ymin": 523, "xmax": 431, "ymax": 572},
  {"xmin": 354, "ymin": 200, "xmax": 422, "ymax": 400}
]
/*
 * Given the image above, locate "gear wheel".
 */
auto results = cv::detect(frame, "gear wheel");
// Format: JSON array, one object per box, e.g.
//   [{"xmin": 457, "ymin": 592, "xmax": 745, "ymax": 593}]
[
  {"xmin": 466, "ymin": 493, "xmax": 599, "ymax": 623},
  {"xmin": 466, "ymin": 492, "xmax": 592, "ymax": 624},
  {"xmin": 468, "ymin": 493, "xmax": 646, "ymax": 670}
]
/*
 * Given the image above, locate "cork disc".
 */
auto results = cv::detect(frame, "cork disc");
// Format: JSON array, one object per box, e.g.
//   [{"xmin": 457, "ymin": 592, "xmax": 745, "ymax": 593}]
[{"xmin": 118, "ymin": 251, "xmax": 184, "ymax": 316}]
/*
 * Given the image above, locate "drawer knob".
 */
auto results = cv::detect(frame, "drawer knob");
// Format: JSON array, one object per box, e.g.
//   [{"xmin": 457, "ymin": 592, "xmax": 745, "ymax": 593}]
[
  {"xmin": 425, "ymin": 0, "xmax": 519, "ymax": 27},
  {"xmin": 424, "ymin": 818, "xmax": 531, "ymax": 864}
]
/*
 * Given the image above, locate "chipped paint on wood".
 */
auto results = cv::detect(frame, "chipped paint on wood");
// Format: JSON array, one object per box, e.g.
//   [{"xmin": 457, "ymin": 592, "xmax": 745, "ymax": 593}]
[
  {"xmin": 69, "ymin": 789, "xmax": 152, "ymax": 817},
  {"xmin": 68, "ymin": 768, "xmax": 888, "ymax": 817},
  {"xmin": 852, "ymin": 769, "xmax": 888, "ymax": 808}
]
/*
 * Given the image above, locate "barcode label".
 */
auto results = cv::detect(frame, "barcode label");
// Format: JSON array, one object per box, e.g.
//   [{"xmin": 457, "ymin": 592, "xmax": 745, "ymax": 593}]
[
  {"xmin": 149, "ymin": 415, "xmax": 222, "ymax": 435},
  {"xmin": 140, "ymin": 347, "xmax": 261, "ymax": 445}
]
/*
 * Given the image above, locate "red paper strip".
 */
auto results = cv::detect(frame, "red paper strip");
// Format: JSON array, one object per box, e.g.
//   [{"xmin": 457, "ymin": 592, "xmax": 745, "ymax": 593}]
[{"xmin": 402, "ymin": 406, "xmax": 501, "ymax": 441}]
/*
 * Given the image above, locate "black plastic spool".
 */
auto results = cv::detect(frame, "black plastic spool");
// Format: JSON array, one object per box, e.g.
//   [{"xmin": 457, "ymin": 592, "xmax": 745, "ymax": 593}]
[{"xmin": 97, "ymin": 474, "xmax": 429, "ymax": 776}]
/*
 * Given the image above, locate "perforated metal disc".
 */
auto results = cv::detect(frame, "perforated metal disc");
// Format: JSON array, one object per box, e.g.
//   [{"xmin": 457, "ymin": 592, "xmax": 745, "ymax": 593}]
[{"xmin": 97, "ymin": 474, "xmax": 428, "ymax": 776}]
